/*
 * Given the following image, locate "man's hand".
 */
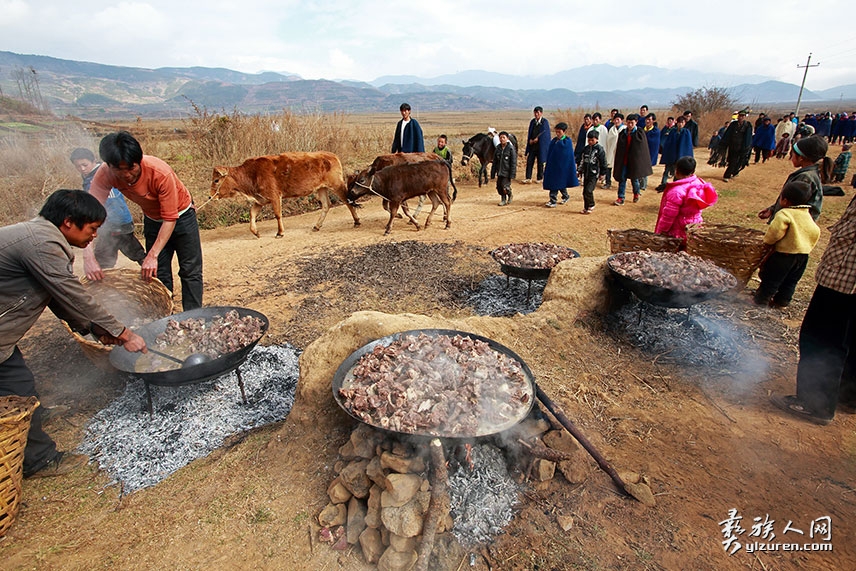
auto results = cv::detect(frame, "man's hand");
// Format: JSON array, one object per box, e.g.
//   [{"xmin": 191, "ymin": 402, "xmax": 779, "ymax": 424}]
[
  {"xmin": 98, "ymin": 328, "xmax": 147, "ymax": 352},
  {"xmin": 83, "ymin": 246, "xmax": 104, "ymax": 281},
  {"xmin": 140, "ymin": 252, "xmax": 159, "ymax": 282},
  {"xmin": 758, "ymin": 207, "xmax": 773, "ymax": 220}
]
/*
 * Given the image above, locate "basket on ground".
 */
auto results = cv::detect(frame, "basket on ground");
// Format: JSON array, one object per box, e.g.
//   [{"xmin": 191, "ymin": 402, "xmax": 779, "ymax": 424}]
[
  {"xmin": 607, "ymin": 228, "xmax": 682, "ymax": 254},
  {"xmin": 685, "ymin": 224, "xmax": 771, "ymax": 288},
  {"xmin": 63, "ymin": 269, "xmax": 174, "ymax": 370},
  {"xmin": 0, "ymin": 395, "xmax": 39, "ymax": 538}
]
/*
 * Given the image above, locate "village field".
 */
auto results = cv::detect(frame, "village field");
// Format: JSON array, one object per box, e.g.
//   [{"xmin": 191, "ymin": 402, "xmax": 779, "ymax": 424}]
[{"xmin": 0, "ymin": 109, "xmax": 854, "ymax": 570}]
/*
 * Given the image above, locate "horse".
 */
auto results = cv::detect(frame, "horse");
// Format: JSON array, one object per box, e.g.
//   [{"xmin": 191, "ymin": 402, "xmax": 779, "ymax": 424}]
[{"xmin": 460, "ymin": 132, "xmax": 519, "ymax": 187}]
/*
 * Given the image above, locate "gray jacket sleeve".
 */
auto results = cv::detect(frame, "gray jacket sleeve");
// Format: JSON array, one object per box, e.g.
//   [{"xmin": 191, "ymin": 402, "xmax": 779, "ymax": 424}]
[{"xmin": 30, "ymin": 238, "xmax": 125, "ymax": 336}]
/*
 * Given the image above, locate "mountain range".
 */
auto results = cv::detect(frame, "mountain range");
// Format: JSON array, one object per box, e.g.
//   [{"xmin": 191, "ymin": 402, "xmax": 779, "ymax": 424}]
[{"xmin": 1, "ymin": 50, "xmax": 853, "ymax": 119}]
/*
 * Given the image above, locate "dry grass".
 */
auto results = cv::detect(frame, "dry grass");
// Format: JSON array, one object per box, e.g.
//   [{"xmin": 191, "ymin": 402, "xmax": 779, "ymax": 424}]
[
  {"xmin": 0, "ymin": 125, "xmax": 95, "ymax": 223},
  {"xmin": 0, "ymin": 105, "xmax": 812, "ymax": 229}
]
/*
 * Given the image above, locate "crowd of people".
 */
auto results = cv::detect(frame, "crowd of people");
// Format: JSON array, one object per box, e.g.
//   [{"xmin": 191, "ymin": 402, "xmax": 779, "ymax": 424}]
[{"xmin": 2, "ymin": 101, "xmax": 854, "ymax": 482}]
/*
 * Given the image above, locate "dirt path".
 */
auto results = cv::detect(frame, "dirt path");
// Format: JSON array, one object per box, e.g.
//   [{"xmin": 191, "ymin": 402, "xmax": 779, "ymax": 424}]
[{"xmin": 2, "ymin": 154, "xmax": 854, "ymax": 570}]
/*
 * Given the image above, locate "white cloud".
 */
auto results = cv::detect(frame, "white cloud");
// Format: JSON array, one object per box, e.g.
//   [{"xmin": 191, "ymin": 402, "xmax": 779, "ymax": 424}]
[{"xmin": 0, "ymin": 0, "xmax": 852, "ymax": 90}]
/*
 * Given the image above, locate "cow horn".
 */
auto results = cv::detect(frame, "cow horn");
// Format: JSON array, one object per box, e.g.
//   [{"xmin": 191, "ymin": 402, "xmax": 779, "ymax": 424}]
[{"xmin": 214, "ymin": 166, "xmax": 229, "ymax": 176}]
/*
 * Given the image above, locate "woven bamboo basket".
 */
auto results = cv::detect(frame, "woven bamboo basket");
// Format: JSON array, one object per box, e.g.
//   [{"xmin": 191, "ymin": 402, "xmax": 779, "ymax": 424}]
[
  {"xmin": 685, "ymin": 223, "xmax": 772, "ymax": 288},
  {"xmin": 0, "ymin": 395, "xmax": 39, "ymax": 538},
  {"xmin": 62, "ymin": 269, "xmax": 174, "ymax": 370},
  {"xmin": 607, "ymin": 228, "xmax": 683, "ymax": 254}
]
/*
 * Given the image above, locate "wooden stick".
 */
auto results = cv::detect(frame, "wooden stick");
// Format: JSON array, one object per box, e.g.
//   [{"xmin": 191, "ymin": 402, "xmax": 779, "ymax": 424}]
[
  {"xmin": 415, "ymin": 438, "xmax": 450, "ymax": 571},
  {"xmin": 536, "ymin": 385, "xmax": 631, "ymax": 498}
]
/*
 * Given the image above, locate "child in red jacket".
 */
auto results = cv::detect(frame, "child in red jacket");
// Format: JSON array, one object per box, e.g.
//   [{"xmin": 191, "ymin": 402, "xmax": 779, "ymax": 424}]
[{"xmin": 654, "ymin": 156, "xmax": 718, "ymax": 243}]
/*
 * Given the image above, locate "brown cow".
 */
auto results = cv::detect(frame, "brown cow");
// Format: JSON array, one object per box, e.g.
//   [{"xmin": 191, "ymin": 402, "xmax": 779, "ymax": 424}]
[
  {"xmin": 361, "ymin": 152, "xmax": 457, "ymax": 200},
  {"xmin": 210, "ymin": 151, "xmax": 360, "ymax": 237},
  {"xmin": 346, "ymin": 161, "xmax": 452, "ymax": 235}
]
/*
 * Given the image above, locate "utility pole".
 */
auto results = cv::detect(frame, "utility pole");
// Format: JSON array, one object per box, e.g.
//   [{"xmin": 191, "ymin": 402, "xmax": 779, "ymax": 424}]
[{"xmin": 794, "ymin": 53, "xmax": 820, "ymax": 119}]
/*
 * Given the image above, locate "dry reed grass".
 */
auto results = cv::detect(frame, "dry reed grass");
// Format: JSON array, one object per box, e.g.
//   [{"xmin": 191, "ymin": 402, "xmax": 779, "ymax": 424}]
[{"xmin": 0, "ymin": 104, "xmax": 747, "ymax": 229}]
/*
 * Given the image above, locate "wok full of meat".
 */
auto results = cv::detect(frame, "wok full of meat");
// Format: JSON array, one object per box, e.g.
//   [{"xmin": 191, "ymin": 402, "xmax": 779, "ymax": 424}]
[
  {"xmin": 607, "ymin": 251, "xmax": 738, "ymax": 307},
  {"xmin": 333, "ymin": 330, "xmax": 536, "ymax": 438},
  {"xmin": 109, "ymin": 306, "xmax": 269, "ymax": 385},
  {"xmin": 491, "ymin": 243, "xmax": 580, "ymax": 280}
]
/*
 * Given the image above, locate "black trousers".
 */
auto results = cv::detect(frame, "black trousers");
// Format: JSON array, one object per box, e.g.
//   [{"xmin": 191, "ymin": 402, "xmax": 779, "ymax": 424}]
[
  {"xmin": 93, "ymin": 226, "xmax": 146, "ymax": 269},
  {"xmin": 525, "ymin": 150, "xmax": 544, "ymax": 181},
  {"xmin": 582, "ymin": 176, "xmax": 597, "ymax": 209},
  {"xmin": 796, "ymin": 285, "xmax": 856, "ymax": 417},
  {"xmin": 495, "ymin": 176, "xmax": 512, "ymax": 198},
  {"xmin": 0, "ymin": 347, "xmax": 58, "ymax": 475},
  {"xmin": 144, "ymin": 208, "xmax": 203, "ymax": 311},
  {"xmin": 755, "ymin": 252, "xmax": 809, "ymax": 306}
]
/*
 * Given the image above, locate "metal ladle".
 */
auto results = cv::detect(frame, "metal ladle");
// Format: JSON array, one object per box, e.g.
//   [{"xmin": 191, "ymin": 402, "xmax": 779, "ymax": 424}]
[{"xmin": 147, "ymin": 347, "xmax": 212, "ymax": 368}]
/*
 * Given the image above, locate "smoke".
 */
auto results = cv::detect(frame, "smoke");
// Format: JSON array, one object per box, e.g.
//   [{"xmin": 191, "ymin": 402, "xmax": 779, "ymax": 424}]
[{"xmin": 605, "ymin": 299, "xmax": 770, "ymax": 389}]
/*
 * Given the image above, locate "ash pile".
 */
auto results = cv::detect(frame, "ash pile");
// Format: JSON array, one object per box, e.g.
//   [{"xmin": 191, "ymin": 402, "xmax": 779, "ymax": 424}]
[
  {"xmin": 463, "ymin": 275, "xmax": 544, "ymax": 316},
  {"xmin": 605, "ymin": 300, "xmax": 754, "ymax": 367},
  {"xmin": 317, "ymin": 413, "xmax": 589, "ymax": 569},
  {"xmin": 78, "ymin": 345, "xmax": 299, "ymax": 493}
]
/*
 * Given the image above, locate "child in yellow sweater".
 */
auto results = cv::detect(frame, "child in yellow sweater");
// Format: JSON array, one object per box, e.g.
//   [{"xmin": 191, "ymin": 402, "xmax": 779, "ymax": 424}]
[{"xmin": 754, "ymin": 180, "xmax": 821, "ymax": 308}]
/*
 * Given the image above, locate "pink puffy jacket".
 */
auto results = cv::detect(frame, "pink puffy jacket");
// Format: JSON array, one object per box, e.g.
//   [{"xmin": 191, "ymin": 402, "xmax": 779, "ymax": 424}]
[{"xmin": 654, "ymin": 175, "xmax": 718, "ymax": 241}]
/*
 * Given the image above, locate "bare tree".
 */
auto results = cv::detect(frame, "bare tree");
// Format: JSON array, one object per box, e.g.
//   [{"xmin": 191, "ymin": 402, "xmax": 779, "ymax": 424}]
[
  {"xmin": 11, "ymin": 66, "xmax": 49, "ymax": 113},
  {"xmin": 671, "ymin": 86, "xmax": 737, "ymax": 117}
]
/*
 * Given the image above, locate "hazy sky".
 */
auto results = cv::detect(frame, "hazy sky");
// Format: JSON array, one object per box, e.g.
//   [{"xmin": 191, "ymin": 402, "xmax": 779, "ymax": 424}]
[{"xmin": 2, "ymin": 0, "xmax": 853, "ymax": 90}]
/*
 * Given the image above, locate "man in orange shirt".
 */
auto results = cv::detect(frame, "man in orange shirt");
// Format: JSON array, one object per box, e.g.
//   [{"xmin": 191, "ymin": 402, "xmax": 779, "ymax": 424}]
[{"xmin": 86, "ymin": 131, "xmax": 203, "ymax": 310}]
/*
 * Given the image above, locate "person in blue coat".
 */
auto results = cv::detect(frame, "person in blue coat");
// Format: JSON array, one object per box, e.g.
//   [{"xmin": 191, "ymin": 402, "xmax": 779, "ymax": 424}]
[
  {"xmin": 752, "ymin": 116, "xmax": 777, "ymax": 163},
  {"xmin": 657, "ymin": 115, "xmax": 694, "ymax": 191},
  {"xmin": 391, "ymin": 103, "xmax": 424, "ymax": 153},
  {"xmin": 640, "ymin": 113, "xmax": 660, "ymax": 191},
  {"xmin": 524, "ymin": 106, "xmax": 551, "ymax": 183},
  {"xmin": 542, "ymin": 122, "xmax": 580, "ymax": 207}
]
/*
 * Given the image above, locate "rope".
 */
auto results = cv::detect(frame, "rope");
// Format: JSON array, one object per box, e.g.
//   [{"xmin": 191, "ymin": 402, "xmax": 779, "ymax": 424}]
[{"xmin": 351, "ymin": 175, "xmax": 385, "ymax": 201}]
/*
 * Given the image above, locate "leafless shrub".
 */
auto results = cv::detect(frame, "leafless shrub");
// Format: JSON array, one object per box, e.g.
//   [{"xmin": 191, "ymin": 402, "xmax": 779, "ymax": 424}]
[
  {"xmin": 0, "ymin": 126, "xmax": 95, "ymax": 225},
  {"xmin": 671, "ymin": 86, "xmax": 738, "ymax": 118}
]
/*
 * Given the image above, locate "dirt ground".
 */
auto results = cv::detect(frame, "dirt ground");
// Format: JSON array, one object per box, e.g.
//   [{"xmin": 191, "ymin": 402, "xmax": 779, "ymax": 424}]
[{"xmin": 2, "ymin": 150, "xmax": 855, "ymax": 570}]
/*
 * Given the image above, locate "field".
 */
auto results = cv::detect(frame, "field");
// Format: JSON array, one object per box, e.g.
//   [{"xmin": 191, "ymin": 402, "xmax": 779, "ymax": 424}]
[{"xmin": 0, "ymin": 111, "xmax": 854, "ymax": 570}]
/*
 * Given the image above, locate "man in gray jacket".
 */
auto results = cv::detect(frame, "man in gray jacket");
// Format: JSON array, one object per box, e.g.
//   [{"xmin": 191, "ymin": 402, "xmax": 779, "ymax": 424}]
[{"xmin": 0, "ymin": 189, "xmax": 147, "ymax": 478}]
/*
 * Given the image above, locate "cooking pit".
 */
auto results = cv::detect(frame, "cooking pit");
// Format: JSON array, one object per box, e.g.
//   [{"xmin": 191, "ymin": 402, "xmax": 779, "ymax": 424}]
[
  {"xmin": 317, "ymin": 410, "xmax": 589, "ymax": 569},
  {"xmin": 78, "ymin": 345, "xmax": 299, "ymax": 493}
]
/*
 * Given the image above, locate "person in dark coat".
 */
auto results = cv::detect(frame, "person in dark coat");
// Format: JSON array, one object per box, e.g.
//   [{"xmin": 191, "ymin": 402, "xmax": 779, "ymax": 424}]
[
  {"xmin": 576, "ymin": 130, "xmax": 607, "ymax": 213},
  {"xmin": 493, "ymin": 131, "xmax": 517, "ymax": 206},
  {"xmin": 657, "ymin": 115, "xmax": 694, "ymax": 190},
  {"xmin": 752, "ymin": 116, "xmax": 777, "ymax": 163},
  {"xmin": 612, "ymin": 113, "xmax": 653, "ymax": 205},
  {"xmin": 683, "ymin": 110, "xmax": 699, "ymax": 147},
  {"xmin": 391, "ymin": 103, "xmax": 424, "ymax": 153},
  {"xmin": 524, "ymin": 106, "xmax": 550, "ymax": 183},
  {"xmin": 542, "ymin": 122, "xmax": 579, "ymax": 207},
  {"xmin": 640, "ymin": 113, "xmax": 660, "ymax": 191},
  {"xmin": 574, "ymin": 114, "xmax": 594, "ymax": 163},
  {"xmin": 721, "ymin": 111, "xmax": 753, "ymax": 181}
]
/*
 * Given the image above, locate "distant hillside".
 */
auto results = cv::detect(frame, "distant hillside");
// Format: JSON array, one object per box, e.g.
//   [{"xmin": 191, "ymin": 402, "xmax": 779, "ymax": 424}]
[{"xmin": 0, "ymin": 50, "xmax": 848, "ymax": 120}]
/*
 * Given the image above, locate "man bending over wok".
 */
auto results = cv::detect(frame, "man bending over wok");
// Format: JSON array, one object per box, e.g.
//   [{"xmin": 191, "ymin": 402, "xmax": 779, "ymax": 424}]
[{"xmin": 0, "ymin": 190, "xmax": 147, "ymax": 478}]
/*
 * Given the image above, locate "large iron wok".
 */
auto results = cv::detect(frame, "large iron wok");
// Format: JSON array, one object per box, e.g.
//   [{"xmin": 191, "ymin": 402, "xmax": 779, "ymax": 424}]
[
  {"xmin": 110, "ymin": 306, "xmax": 269, "ymax": 415},
  {"xmin": 491, "ymin": 245, "xmax": 579, "ymax": 300},
  {"xmin": 607, "ymin": 253, "xmax": 736, "ymax": 308},
  {"xmin": 332, "ymin": 329, "xmax": 536, "ymax": 439}
]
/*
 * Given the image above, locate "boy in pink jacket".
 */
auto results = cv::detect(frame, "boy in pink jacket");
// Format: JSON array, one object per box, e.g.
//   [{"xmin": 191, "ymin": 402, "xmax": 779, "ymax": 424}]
[{"xmin": 654, "ymin": 156, "xmax": 718, "ymax": 243}]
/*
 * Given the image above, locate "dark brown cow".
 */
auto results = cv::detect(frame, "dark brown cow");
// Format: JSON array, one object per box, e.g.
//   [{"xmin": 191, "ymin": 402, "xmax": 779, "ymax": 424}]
[
  {"xmin": 350, "ymin": 152, "xmax": 458, "ymax": 213},
  {"xmin": 346, "ymin": 161, "xmax": 452, "ymax": 235},
  {"xmin": 210, "ymin": 151, "xmax": 360, "ymax": 237}
]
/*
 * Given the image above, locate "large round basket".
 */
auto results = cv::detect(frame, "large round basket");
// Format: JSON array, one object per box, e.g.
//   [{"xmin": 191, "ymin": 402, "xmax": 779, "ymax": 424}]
[
  {"xmin": 0, "ymin": 395, "xmax": 39, "ymax": 538},
  {"xmin": 685, "ymin": 224, "xmax": 772, "ymax": 288},
  {"xmin": 607, "ymin": 228, "xmax": 682, "ymax": 254},
  {"xmin": 62, "ymin": 269, "xmax": 174, "ymax": 370}
]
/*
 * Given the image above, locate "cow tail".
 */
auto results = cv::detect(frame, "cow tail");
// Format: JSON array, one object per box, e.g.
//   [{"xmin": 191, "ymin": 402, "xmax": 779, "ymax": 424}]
[{"xmin": 446, "ymin": 163, "xmax": 458, "ymax": 201}]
